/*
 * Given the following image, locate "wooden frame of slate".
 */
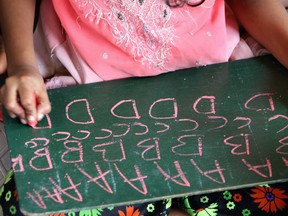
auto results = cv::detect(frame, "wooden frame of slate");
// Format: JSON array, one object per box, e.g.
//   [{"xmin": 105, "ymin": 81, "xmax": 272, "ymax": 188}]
[{"xmin": 3, "ymin": 55, "xmax": 288, "ymax": 215}]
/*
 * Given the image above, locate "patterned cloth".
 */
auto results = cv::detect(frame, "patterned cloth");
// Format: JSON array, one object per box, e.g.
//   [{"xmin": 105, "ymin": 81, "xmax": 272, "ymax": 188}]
[
  {"xmin": 1, "ymin": 171, "xmax": 288, "ymax": 215},
  {"xmin": 177, "ymin": 184, "xmax": 288, "ymax": 215},
  {"xmin": 39, "ymin": 0, "xmax": 240, "ymax": 83}
]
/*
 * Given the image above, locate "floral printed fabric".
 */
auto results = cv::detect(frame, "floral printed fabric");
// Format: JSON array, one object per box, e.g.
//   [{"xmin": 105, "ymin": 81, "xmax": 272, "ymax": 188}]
[
  {"xmin": 1, "ymin": 171, "xmax": 288, "ymax": 215},
  {"xmin": 177, "ymin": 183, "xmax": 288, "ymax": 215}
]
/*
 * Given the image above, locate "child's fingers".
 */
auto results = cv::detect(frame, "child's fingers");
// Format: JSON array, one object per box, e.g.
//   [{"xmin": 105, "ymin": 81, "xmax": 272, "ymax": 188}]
[
  {"xmin": 36, "ymin": 89, "xmax": 51, "ymax": 121},
  {"xmin": 0, "ymin": 85, "xmax": 26, "ymax": 121},
  {"xmin": 18, "ymin": 87, "xmax": 38, "ymax": 124}
]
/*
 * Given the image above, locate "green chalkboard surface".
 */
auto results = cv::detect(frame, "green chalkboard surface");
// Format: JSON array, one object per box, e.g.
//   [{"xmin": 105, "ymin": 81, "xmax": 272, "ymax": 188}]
[{"xmin": 3, "ymin": 55, "xmax": 288, "ymax": 215}]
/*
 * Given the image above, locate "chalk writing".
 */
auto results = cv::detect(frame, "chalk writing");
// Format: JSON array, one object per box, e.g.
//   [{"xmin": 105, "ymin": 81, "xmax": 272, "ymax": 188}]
[
  {"xmin": 8, "ymin": 91, "xmax": 288, "ymax": 212},
  {"xmin": 4, "ymin": 56, "xmax": 288, "ymax": 214}
]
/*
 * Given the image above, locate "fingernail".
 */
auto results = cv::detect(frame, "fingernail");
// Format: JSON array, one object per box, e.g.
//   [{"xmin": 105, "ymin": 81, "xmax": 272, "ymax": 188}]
[
  {"xmin": 20, "ymin": 118, "xmax": 27, "ymax": 124},
  {"xmin": 37, "ymin": 113, "xmax": 44, "ymax": 121},
  {"xmin": 27, "ymin": 115, "xmax": 35, "ymax": 123},
  {"xmin": 10, "ymin": 114, "xmax": 17, "ymax": 118}
]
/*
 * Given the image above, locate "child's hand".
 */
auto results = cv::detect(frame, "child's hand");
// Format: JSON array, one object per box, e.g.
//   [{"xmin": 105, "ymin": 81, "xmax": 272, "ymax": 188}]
[{"xmin": 0, "ymin": 65, "xmax": 51, "ymax": 125}]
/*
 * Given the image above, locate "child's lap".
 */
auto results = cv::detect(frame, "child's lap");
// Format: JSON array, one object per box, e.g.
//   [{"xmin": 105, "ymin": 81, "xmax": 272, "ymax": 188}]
[
  {"xmin": 1, "ymin": 171, "xmax": 288, "ymax": 215},
  {"xmin": 175, "ymin": 182, "xmax": 288, "ymax": 215}
]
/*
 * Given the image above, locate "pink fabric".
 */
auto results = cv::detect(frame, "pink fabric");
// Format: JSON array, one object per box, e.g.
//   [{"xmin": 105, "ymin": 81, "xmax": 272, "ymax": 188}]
[{"xmin": 41, "ymin": 0, "xmax": 240, "ymax": 84}]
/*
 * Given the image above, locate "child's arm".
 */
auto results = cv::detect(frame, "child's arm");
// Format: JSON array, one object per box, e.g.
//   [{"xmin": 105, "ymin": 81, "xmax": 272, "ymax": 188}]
[
  {"xmin": 226, "ymin": 0, "xmax": 288, "ymax": 69},
  {"xmin": 0, "ymin": 0, "xmax": 51, "ymax": 124}
]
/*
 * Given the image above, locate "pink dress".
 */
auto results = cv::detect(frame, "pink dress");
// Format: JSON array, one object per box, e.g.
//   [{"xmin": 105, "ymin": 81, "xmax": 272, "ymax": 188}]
[{"xmin": 40, "ymin": 0, "xmax": 240, "ymax": 84}]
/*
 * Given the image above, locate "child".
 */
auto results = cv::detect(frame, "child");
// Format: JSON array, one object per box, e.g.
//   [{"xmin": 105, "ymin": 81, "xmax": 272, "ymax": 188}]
[
  {"xmin": 1, "ymin": 0, "xmax": 288, "ymax": 124},
  {"xmin": 0, "ymin": 0, "xmax": 288, "ymax": 215}
]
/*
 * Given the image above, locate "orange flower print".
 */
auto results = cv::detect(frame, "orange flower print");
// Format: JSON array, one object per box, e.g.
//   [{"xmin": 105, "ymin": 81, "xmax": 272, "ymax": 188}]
[
  {"xmin": 118, "ymin": 206, "xmax": 141, "ymax": 216},
  {"xmin": 233, "ymin": 193, "xmax": 242, "ymax": 202},
  {"xmin": 250, "ymin": 185, "xmax": 288, "ymax": 213},
  {"xmin": 13, "ymin": 189, "xmax": 18, "ymax": 202}
]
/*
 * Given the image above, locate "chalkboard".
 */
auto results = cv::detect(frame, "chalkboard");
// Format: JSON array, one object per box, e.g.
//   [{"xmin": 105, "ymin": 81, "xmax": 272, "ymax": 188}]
[{"xmin": 3, "ymin": 55, "xmax": 288, "ymax": 215}]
